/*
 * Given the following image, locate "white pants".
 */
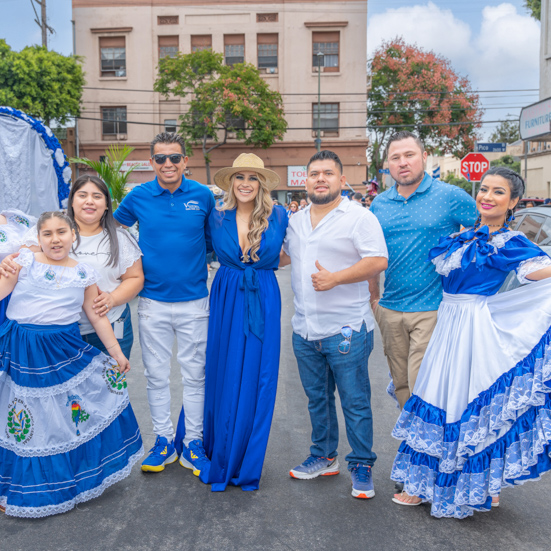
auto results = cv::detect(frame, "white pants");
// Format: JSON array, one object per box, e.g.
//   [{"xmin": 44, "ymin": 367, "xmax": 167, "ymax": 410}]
[{"xmin": 138, "ymin": 296, "xmax": 209, "ymax": 445}]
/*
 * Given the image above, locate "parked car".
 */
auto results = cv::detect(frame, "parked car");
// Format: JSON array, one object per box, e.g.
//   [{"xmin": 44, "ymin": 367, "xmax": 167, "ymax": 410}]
[
  {"xmin": 516, "ymin": 197, "xmax": 546, "ymax": 210},
  {"xmin": 499, "ymin": 207, "xmax": 551, "ymax": 292}
]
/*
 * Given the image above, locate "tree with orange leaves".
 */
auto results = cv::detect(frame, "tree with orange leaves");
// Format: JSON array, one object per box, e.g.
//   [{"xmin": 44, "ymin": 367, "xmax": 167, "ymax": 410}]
[{"xmin": 367, "ymin": 38, "xmax": 483, "ymax": 178}]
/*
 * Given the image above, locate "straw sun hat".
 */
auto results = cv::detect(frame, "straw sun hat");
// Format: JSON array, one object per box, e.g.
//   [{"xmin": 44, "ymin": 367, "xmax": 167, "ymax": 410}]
[{"xmin": 213, "ymin": 153, "xmax": 280, "ymax": 191}]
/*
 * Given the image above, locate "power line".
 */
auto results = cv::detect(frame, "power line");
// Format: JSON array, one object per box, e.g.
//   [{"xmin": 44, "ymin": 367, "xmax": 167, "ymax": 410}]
[
  {"xmin": 76, "ymin": 114, "xmax": 516, "ymax": 130},
  {"xmin": 82, "ymin": 85, "xmax": 538, "ymax": 96}
]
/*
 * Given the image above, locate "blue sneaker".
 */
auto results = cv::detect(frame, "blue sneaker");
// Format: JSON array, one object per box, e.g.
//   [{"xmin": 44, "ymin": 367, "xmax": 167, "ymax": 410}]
[
  {"xmin": 179, "ymin": 439, "xmax": 210, "ymax": 477},
  {"xmin": 141, "ymin": 436, "xmax": 178, "ymax": 473},
  {"xmin": 349, "ymin": 463, "xmax": 375, "ymax": 498},
  {"xmin": 289, "ymin": 455, "xmax": 340, "ymax": 480}
]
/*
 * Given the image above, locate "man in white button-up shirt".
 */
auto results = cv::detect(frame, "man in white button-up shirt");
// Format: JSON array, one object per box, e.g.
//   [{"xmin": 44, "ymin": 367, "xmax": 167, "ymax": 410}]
[{"xmin": 281, "ymin": 150, "xmax": 388, "ymax": 499}]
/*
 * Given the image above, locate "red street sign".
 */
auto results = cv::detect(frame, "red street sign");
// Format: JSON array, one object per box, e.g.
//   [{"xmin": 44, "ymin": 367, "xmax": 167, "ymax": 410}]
[{"xmin": 460, "ymin": 153, "xmax": 490, "ymax": 182}]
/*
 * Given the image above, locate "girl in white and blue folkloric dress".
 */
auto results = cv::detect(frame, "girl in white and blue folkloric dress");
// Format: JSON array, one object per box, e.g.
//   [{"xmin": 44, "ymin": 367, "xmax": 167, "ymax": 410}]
[
  {"xmin": 0, "ymin": 211, "xmax": 143, "ymax": 518},
  {"xmin": 391, "ymin": 167, "xmax": 551, "ymax": 518},
  {"xmin": 0, "ymin": 209, "xmax": 37, "ymax": 324}
]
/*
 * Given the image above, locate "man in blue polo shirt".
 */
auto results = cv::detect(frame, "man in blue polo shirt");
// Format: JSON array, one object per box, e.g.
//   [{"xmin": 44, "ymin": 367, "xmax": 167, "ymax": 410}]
[
  {"xmin": 369, "ymin": 131, "xmax": 477, "ymax": 409},
  {"xmin": 114, "ymin": 132, "xmax": 214, "ymax": 475}
]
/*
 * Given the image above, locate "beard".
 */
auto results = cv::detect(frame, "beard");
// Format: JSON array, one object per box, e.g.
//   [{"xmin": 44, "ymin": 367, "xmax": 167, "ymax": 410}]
[
  {"xmin": 308, "ymin": 188, "xmax": 341, "ymax": 205},
  {"xmin": 394, "ymin": 168, "xmax": 425, "ymax": 187}
]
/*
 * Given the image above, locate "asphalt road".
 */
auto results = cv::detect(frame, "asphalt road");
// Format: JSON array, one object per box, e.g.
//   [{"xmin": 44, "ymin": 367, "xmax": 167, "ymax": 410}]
[{"xmin": 3, "ymin": 266, "xmax": 551, "ymax": 551}]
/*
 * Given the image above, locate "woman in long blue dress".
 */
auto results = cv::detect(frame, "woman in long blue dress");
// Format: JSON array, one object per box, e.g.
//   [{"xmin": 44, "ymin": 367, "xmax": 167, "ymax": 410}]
[
  {"xmin": 177, "ymin": 153, "xmax": 288, "ymax": 491},
  {"xmin": 391, "ymin": 167, "xmax": 551, "ymax": 518}
]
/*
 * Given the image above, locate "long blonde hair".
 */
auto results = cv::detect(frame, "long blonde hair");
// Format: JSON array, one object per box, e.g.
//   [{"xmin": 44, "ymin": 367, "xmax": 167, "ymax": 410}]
[{"xmin": 218, "ymin": 172, "xmax": 273, "ymax": 263}]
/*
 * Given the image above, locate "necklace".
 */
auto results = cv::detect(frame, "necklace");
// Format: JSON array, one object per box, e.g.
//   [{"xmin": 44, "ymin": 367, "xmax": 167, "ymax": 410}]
[
  {"xmin": 236, "ymin": 212, "xmax": 250, "ymax": 224},
  {"xmin": 45, "ymin": 257, "xmax": 70, "ymax": 288}
]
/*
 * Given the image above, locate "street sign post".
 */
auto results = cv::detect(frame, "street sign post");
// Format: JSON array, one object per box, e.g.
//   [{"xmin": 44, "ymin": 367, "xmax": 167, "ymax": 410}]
[
  {"xmin": 378, "ymin": 168, "xmax": 390, "ymax": 174},
  {"xmin": 475, "ymin": 143, "xmax": 507, "ymax": 153},
  {"xmin": 460, "ymin": 153, "xmax": 489, "ymax": 182}
]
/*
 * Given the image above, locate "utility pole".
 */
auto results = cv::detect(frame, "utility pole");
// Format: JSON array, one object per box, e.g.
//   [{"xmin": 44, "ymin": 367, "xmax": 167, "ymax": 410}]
[{"xmin": 30, "ymin": 0, "xmax": 54, "ymax": 49}]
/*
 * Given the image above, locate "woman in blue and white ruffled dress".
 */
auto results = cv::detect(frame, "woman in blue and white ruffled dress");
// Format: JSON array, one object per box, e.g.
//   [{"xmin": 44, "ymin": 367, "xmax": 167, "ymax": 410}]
[
  {"xmin": 0, "ymin": 209, "xmax": 37, "ymax": 323},
  {"xmin": 0, "ymin": 211, "xmax": 143, "ymax": 518},
  {"xmin": 391, "ymin": 167, "xmax": 551, "ymax": 518}
]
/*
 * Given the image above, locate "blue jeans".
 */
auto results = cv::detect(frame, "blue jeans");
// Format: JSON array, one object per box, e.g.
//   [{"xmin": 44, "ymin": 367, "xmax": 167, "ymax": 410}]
[
  {"xmin": 81, "ymin": 303, "xmax": 134, "ymax": 359},
  {"xmin": 292, "ymin": 324, "xmax": 376, "ymax": 466}
]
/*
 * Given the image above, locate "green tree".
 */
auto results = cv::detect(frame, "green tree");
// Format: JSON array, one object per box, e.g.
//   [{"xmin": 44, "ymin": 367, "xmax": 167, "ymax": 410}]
[
  {"xmin": 154, "ymin": 49, "xmax": 287, "ymax": 185},
  {"xmin": 0, "ymin": 39, "xmax": 84, "ymax": 126},
  {"xmin": 525, "ymin": 0, "xmax": 541, "ymax": 20},
  {"xmin": 489, "ymin": 119, "xmax": 520, "ymax": 144},
  {"xmin": 70, "ymin": 145, "xmax": 137, "ymax": 208},
  {"xmin": 442, "ymin": 172, "xmax": 473, "ymax": 195},
  {"xmin": 490, "ymin": 154, "xmax": 521, "ymax": 174},
  {"xmin": 367, "ymin": 38, "xmax": 483, "ymax": 177}
]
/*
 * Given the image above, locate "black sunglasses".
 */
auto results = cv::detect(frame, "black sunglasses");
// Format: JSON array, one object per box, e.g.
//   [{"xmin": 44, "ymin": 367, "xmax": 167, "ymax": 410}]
[{"xmin": 153, "ymin": 154, "xmax": 185, "ymax": 165}]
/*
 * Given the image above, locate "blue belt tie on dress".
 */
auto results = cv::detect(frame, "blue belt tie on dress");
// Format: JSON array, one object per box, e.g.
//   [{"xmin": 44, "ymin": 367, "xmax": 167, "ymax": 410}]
[{"xmin": 240, "ymin": 265, "xmax": 264, "ymax": 342}]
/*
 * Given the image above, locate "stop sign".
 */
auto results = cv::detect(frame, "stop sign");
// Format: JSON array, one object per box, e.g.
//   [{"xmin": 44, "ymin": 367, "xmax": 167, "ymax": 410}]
[{"xmin": 460, "ymin": 153, "xmax": 490, "ymax": 182}]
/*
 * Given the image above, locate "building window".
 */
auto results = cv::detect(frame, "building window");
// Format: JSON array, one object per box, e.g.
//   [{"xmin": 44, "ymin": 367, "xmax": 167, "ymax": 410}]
[
  {"xmin": 158, "ymin": 35, "xmax": 179, "ymax": 59},
  {"xmin": 224, "ymin": 35, "xmax": 245, "ymax": 66},
  {"xmin": 99, "ymin": 37, "xmax": 126, "ymax": 77},
  {"xmin": 191, "ymin": 35, "xmax": 212, "ymax": 52},
  {"xmin": 164, "ymin": 119, "xmax": 178, "ymax": 133},
  {"xmin": 312, "ymin": 32, "xmax": 339, "ymax": 72},
  {"xmin": 257, "ymin": 33, "xmax": 278, "ymax": 70},
  {"xmin": 226, "ymin": 112, "xmax": 246, "ymax": 131},
  {"xmin": 312, "ymin": 103, "xmax": 339, "ymax": 134},
  {"xmin": 102, "ymin": 106, "xmax": 127, "ymax": 136}
]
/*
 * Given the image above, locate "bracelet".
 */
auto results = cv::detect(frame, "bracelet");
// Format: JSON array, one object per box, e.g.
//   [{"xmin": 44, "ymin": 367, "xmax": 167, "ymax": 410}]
[{"xmin": 106, "ymin": 343, "xmax": 118, "ymax": 350}]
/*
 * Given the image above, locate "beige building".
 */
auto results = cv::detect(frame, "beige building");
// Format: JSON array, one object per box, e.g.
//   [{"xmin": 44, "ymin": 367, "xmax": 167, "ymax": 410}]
[
  {"xmin": 520, "ymin": 0, "xmax": 551, "ymax": 198},
  {"xmin": 72, "ymin": 0, "xmax": 369, "ymax": 202}
]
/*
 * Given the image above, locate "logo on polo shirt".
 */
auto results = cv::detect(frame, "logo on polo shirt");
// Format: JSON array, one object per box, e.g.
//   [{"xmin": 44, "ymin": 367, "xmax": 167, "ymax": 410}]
[{"xmin": 184, "ymin": 200, "xmax": 200, "ymax": 211}]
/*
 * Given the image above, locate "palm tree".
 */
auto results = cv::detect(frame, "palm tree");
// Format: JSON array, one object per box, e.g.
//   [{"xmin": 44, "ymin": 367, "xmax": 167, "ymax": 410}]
[{"xmin": 70, "ymin": 144, "xmax": 138, "ymax": 208}]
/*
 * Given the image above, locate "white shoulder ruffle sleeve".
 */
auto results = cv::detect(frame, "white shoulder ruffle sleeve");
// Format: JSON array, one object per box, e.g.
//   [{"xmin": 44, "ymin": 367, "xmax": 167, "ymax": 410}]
[
  {"xmin": 116, "ymin": 228, "xmax": 142, "ymax": 276},
  {"xmin": 13, "ymin": 247, "xmax": 35, "ymax": 268},
  {"xmin": 516, "ymin": 256, "xmax": 551, "ymax": 285}
]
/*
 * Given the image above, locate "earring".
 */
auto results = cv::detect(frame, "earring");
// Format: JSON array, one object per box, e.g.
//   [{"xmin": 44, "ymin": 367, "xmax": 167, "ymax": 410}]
[
  {"xmin": 474, "ymin": 214, "xmax": 481, "ymax": 229},
  {"xmin": 503, "ymin": 209, "xmax": 514, "ymax": 229}
]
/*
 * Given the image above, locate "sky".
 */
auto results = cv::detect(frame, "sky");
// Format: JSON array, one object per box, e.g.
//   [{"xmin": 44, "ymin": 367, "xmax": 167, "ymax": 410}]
[{"xmin": 0, "ymin": 0, "xmax": 541, "ymax": 140}]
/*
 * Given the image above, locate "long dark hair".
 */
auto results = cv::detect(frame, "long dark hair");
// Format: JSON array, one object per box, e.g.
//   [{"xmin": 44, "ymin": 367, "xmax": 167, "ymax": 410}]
[{"xmin": 67, "ymin": 175, "xmax": 119, "ymax": 267}]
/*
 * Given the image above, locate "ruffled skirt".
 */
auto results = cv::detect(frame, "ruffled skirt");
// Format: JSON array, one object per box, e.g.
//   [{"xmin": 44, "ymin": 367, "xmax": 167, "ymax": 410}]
[
  {"xmin": 392, "ymin": 278, "xmax": 551, "ymax": 518},
  {"xmin": 0, "ymin": 319, "xmax": 143, "ymax": 518}
]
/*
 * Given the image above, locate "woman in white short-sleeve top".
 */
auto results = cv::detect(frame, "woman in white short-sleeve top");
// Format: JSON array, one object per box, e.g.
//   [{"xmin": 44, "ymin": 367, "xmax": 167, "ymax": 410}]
[{"xmin": 67, "ymin": 176, "xmax": 144, "ymax": 358}]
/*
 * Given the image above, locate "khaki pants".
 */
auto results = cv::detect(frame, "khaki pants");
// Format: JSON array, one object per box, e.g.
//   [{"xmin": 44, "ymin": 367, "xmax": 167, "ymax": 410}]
[{"xmin": 373, "ymin": 305, "xmax": 438, "ymax": 409}]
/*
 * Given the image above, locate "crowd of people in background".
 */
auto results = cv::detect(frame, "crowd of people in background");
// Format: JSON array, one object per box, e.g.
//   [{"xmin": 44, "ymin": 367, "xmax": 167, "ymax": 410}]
[
  {"xmin": 284, "ymin": 190, "xmax": 376, "ymax": 218},
  {"xmin": 2, "ymin": 130, "xmax": 551, "ymax": 522}
]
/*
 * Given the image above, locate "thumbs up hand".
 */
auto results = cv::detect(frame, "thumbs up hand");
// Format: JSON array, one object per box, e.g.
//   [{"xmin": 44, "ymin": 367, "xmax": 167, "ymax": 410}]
[{"xmin": 311, "ymin": 260, "xmax": 337, "ymax": 292}]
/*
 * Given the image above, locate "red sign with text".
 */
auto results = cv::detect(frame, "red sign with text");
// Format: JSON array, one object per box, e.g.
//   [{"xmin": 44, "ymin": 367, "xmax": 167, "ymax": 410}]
[{"xmin": 460, "ymin": 153, "xmax": 489, "ymax": 182}]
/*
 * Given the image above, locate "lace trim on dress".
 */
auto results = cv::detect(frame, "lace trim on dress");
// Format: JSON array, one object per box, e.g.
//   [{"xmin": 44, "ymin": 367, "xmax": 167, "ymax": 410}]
[
  {"xmin": 117, "ymin": 228, "xmax": 142, "ymax": 274},
  {"xmin": 393, "ymin": 327, "xmax": 551, "ymax": 472},
  {"xmin": 0, "ymin": 209, "xmax": 37, "ymax": 229},
  {"xmin": 0, "ymin": 445, "xmax": 144, "ymax": 518},
  {"xmin": 20, "ymin": 224, "xmax": 39, "ymax": 247},
  {"xmin": 0, "ymin": 353, "xmax": 115, "ymax": 398},
  {"xmin": 432, "ymin": 231, "xmax": 523, "ymax": 276},
  {"xmin": 0, "ymin": 397, "xmax": 130, "ymax": 457},
  {"xmin": 13, "ymin": 247, "xmax": 34, "ymax": 267},
  {"xmin": 14, "ymin": 249, "xmax": 99, "ymax": 289},
  {"xmin": 516, "ymin": 256, "xmax": 551, "ymax": 284},
  {"xmin": 392, "ymin": 402, "xmax": 551, "ymax": 519}
]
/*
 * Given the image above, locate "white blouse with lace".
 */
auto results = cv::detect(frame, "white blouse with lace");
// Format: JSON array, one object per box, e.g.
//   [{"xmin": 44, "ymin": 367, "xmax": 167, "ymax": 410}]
[
  {"xmin": 21, "ymin": 227, "xmax": 142, "ymax": 333},
  {"xmin": 432, "ymin": 230, "xmax": 551, "ymax": 283},
  {"xmin": 6, "ymin": 248, "xmax": 99, "ymax": 325},
  {"xmin": 0, "ymin": 209, "xmax": 37, "ymax": 261}
]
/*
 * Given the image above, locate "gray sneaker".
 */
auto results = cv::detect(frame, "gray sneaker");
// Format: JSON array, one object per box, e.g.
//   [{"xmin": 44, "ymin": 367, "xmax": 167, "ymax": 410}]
[{"xmin": 289, "ymin": 455, "xmax": 340, "ymax": 480}]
